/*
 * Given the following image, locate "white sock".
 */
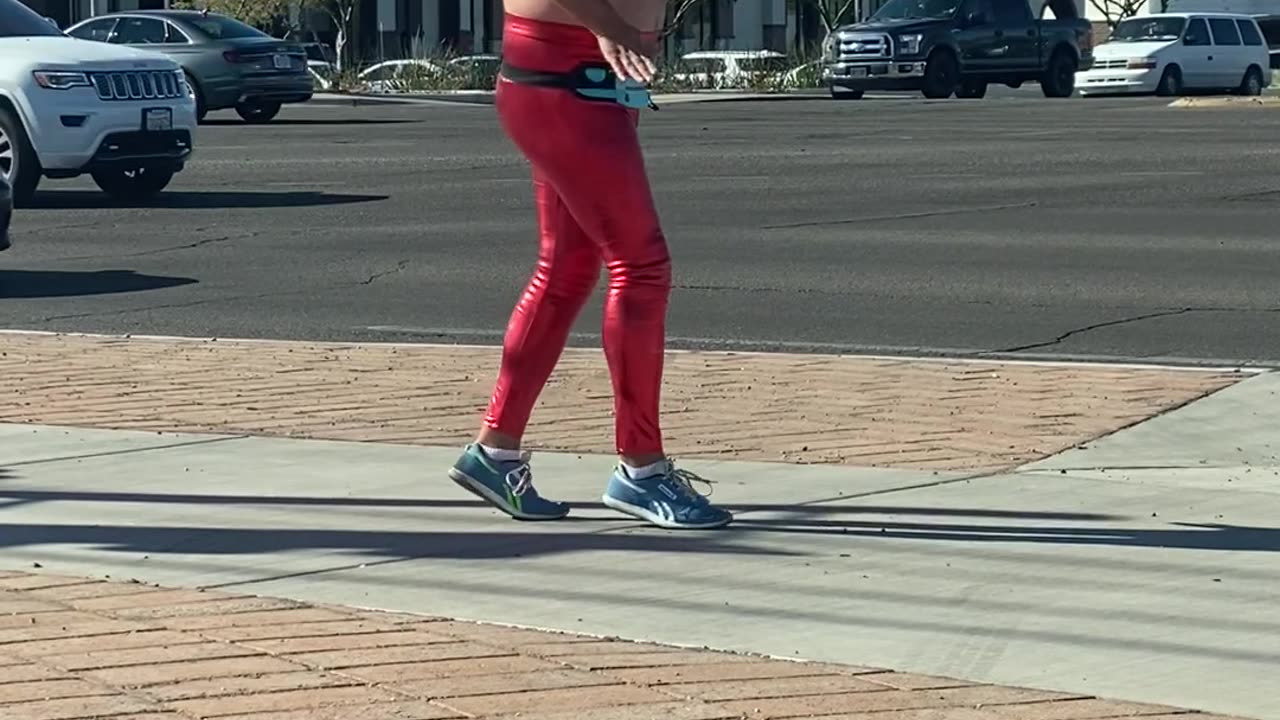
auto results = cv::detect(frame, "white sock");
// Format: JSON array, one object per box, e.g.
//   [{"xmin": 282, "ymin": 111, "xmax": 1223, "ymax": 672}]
[
  {"xmin": 479, "ymin": 443, "xmax": 522, "ymax": 462},
  {"xmin": 622, "ymin": 460, "xmax": 666, "ymax": 480}
]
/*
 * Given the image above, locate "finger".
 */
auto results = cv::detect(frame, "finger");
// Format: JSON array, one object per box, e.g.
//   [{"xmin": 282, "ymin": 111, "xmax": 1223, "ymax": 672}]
[
  {"xmin": 623, "ymin": 50, "xmax": 652, "ymax": 83},
  {"xmin": 606, "ymin": 51, "xmax": 632, "ymax": 82}
]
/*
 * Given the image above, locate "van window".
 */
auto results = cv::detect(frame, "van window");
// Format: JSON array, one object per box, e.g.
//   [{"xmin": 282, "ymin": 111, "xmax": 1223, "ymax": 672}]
[
  {"xmin": 1184, "ymin": 17, "xmax": 1211, "ymax": 46},
  {"xmin": 1238, "ymin": 18, "xmax": 1264, "ymax": 46},
  {"xmin": 1209, "ymin": 17, "xmax": 1242, "ymax": 45}
]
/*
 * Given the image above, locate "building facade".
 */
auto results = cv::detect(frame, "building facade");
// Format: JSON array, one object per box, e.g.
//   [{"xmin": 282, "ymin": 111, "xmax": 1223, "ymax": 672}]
[{"xmin": 21, "ymin": 0, "xmax": 1276, "ymax": 66}]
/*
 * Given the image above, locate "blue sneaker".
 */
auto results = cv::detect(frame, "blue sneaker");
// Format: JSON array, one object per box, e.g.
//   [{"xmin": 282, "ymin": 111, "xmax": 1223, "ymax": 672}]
[
  {"xmin": 602, "ymin": 461, "xmax": 733, "ymax": 530},
  {"xmin": 448, "ymin": 444, "xmax": 570, "ymax": 521}
]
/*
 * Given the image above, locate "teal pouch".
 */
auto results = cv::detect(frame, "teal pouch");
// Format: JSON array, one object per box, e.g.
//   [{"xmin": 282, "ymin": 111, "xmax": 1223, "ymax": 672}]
[
  {"xmin": 570, "ymin": 66, "xmax": 655, "ymax": 109},
  {"xmin": 502, "ymin": 62, "xmax": 658, "ymax": 110}
]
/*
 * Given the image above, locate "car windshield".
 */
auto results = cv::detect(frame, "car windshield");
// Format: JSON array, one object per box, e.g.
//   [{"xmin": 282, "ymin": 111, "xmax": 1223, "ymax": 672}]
[
  {"xmin": 188, "ymin": 13, "xmax": 268, "ymax": 39},
  {"xmin": 871, "ymin": 0, "xmax": 960, "ymax": 21},
  {"xmin": 1110, "ymin": 17, "xmax": 1187, "ymax": 41},
  {"xmin": 0, "ymin": 0, "xmax": 65, "ymax": 37}
]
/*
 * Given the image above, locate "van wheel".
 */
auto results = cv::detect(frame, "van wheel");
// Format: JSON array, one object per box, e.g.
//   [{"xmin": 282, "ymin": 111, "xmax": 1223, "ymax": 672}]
[
  {"xmin": 0, "ymin": 104, "xmax": 41, "ymax": 208},
  {"xmin": 1156, "ymin": 65, "xmax": 1183, "ymax": 96},
  {"xmin": 1237, "ymin": 66, "xmax": 1264, "ymax": 96},
  {"xmin": 1040, "ymin": 49, "xmax": 1076, "ymax": 97},
  {"xmin": 921, "ymin": 51, "xmax": 958, "ymax": 99}
]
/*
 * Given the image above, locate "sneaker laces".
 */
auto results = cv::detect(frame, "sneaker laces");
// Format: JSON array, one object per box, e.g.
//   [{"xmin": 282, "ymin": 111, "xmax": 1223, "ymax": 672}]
[
  {"xmin": 503, "ymin": 451, "xmax": 535, "ymax": 497},
  {"xmin": 669, "ymin": 464, "xmax": 716, "ymax": 500}
]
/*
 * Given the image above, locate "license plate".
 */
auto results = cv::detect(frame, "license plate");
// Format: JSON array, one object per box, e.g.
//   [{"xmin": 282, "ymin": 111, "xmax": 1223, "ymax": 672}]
[
  {"xmin": 273, "ymin": 54, "xmax": 291, "ymax": 70},
  {"xmin": 143, "ymin": 107, "xmax": 172, "ymax": 132},
  {"xmin": 848, "ymin": 67, "xmax": 868, "ymax": 77}
]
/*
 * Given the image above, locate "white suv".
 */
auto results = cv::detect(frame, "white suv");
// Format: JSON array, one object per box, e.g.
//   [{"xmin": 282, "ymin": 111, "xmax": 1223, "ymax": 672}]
[{"xmin": 0, "ymin": 0, "xmax": 197, "ymax": 206}]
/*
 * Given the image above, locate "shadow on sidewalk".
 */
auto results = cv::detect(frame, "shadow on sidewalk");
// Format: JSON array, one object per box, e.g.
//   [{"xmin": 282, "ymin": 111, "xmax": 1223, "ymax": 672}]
[
  {"xmin": 0, "ymin": 486, "xmax": 1120, "ymax": 522},
  {"xmin": 1, "ymin": 476, "xmax": 1274, "ymax": 554},
  {"xmin": 732, "ymin": 516, "xmax": 1280, "ymax": 553},
  {"xmin": 0, "ymin": 269, "xmax": 197, "ymax": 298},
  {"xmin": 0, "ymin": 522, "xmax": 795, "ymax": 560}
]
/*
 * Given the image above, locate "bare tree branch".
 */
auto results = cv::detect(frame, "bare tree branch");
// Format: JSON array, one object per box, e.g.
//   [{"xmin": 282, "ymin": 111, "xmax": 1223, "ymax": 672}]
[{"xmin": 1087, "ymin": 0, "xmax": 1146, "ymax": 28}]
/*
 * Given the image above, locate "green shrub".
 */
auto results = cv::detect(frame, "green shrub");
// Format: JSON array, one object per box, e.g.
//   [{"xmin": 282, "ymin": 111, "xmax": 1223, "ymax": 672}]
[{"xmin": 344, "ymin": 47, "xmax": 824, "ymax": 94}]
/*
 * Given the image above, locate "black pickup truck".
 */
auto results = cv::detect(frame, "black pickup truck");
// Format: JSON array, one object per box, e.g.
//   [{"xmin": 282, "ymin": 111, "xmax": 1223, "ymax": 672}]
[{"xmin": 822, "ymin": 0, "xmax": 1094, "ymax": 99}]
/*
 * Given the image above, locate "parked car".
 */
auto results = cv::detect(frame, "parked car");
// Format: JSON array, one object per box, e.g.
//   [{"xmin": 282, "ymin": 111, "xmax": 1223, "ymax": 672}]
[
  {"xmin": 670, "ymin": 50, "xmax": 789, "ymax": 88},
  {"xmin": 0, "ymin": 174, "xmax": 10, "ymax": 252},
  {"xmin": 358, "ymin": 59, "xmax": 445, "ymax": 93},
  {"xmin": 0, "ymin": 0, "xmax": 196, "ymax": 206},
  {"xmin": 65, "ymin": 10, "xmax": 313, "ymax": 123},
  {"xmin": 1077, "ymin": 13, "xmax": 1272, "ymax": 97},
  {"xmin": 822, "ymin": 0, "xmax": 1093, "ymax": 99}
]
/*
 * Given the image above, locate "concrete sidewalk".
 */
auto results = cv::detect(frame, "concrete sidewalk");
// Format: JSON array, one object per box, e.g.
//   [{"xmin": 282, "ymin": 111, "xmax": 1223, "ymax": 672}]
[{"xmin": 2, "ymin": 332, "xmax": 1277, "ymax": 719}]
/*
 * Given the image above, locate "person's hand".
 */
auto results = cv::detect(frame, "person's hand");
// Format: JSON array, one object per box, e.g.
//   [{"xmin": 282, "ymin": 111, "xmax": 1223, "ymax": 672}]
[{"xmin": 597, "ymin": 32, "xmax": 658, "ymax": 84}]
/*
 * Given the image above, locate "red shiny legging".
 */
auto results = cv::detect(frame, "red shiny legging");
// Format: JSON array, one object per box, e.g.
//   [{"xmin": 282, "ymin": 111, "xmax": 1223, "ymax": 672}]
[{"xmin": 482, "ymin": 14, "xmax": 670, "ymax": 457}]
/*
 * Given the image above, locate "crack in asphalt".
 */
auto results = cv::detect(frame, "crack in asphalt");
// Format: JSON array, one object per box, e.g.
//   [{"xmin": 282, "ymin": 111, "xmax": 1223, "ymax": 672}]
[
  {"xmin": 359, "ymin": 259, "xmax": 410, "ymax": 285},
  {"xmin": 987, "ymin": 307, "xmax": 1280, "ymax": 355},
  {"xmin": 53, "ymin": 232, "xmax": 250, "ymax": 263},
  {"xmin": 38, "ymin": 260, "xmax": 412, "ymax": 323},
  {"xmin": 761, "ymin": 201, "xmax": 1039, "ymax": 230},
  {"xmin": 20, "ymin": 221, "xmax": 103, "ymax": 235}
]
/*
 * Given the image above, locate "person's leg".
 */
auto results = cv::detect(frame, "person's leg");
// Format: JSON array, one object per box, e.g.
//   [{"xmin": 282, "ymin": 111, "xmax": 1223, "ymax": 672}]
[
  {"xmin": 449, "ymin": 86, "xmax": 603, "ymax": 521},
  {"xmin": 528, "ymin": 105, "xmax": 731, "ymax": 530},
  {"xmin": 480, "ymin": 170, "xmax": 602, "ymax": 447}
]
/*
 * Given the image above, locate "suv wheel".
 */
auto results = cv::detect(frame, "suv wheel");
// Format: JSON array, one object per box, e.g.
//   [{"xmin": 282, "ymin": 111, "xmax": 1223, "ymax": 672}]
[
  {"xmin": 91, "ymin": 166, "xmax": 175, "ymax": 202},
  {"xmin": 236, "ymin": 100, "xmax": 282, "ymax": 123},
  {"xmin": 0, "ymin": 105, "xmax": 41, "ymax": 208}
]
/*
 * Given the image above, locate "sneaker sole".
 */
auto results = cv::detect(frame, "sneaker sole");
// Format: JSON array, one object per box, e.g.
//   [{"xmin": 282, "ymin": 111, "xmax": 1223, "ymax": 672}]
[
  {"xmin": 449, "ymin": 468, "xmax": 569, "ymax": 521},
  {"xmin": 601, "ymin": 494, "xmax": 733, "ymax": 530}
]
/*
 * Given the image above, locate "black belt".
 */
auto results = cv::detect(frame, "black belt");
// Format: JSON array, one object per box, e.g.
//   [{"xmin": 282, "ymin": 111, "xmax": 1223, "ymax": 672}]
[{"xmin": 500, "ymin": 61, "xmax": 659, "ymax": 110}]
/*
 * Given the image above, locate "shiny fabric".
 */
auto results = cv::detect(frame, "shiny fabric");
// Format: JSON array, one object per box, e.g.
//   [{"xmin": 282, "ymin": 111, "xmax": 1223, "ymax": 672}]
[{"xmin": 482, "ymin": 13, "xmax": 670, "ymax": 456}]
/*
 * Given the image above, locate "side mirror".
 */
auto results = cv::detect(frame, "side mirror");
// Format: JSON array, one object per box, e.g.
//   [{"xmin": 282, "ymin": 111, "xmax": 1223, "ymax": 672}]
[
  {"xmin": 44, "ymin": 16, "xmax": 58, "ymax": 27},
  {"xmin": 965, "ymin": 11, "xmax": 986, "ymax": 26}
]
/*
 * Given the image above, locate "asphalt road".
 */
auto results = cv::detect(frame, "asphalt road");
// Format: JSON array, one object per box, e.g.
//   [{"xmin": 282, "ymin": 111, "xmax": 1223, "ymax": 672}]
[{"xmin": 3, "ymin": 91, "xmax": 1279, "ymax": 367}]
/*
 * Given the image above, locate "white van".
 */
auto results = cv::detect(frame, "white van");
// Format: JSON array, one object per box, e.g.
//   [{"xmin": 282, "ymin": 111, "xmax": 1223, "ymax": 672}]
[{"xmin": 1077, "ymin": 12, "xmax": 1272, "ymax": 96}]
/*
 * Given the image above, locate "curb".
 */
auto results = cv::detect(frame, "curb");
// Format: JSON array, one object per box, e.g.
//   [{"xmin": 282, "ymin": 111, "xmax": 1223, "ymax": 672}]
[
  {"xmin": 0, "ymin": 328, "xmax": 1263, "ymax": 374},
  {"xmin": 1168, "ymin": 95, "xmax": 1280, "ymax": 108}
]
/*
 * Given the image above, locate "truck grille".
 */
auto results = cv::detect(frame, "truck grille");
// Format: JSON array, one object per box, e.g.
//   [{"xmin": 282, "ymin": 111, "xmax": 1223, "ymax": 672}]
[
  {"xmin": 89, "ymin": 71, "xmax": 184, "ymax": 101},
  {"xmin": 835, "ymin": 33, "xmax": 892, "ymax": 60}
]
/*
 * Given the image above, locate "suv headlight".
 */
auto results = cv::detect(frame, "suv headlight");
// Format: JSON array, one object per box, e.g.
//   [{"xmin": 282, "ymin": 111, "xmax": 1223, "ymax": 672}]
[
  {"xmin": 823, "ymin": 34, "xmax": 837, "ymax": 60},
  {"xmin": 32, "ymin": 70, "xmax": 91, "ymax": 89},
  {"xmin": 1126, "ymin": 57, "xmax": 1158, "ymax": 70},
  {"xmin": 898, "ymin": 33, "xmax": 924, "ymax": 55}
]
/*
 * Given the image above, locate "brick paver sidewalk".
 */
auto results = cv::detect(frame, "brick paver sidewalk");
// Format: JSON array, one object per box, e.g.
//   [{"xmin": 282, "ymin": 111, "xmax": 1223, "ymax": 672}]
[
  {"xmin": 0, "ymin": 332, "xmax": 1245, "ymax": 472},
  {"xmin": 0, "ymin": 571, "xmax": 1249, "ymax": 720}
]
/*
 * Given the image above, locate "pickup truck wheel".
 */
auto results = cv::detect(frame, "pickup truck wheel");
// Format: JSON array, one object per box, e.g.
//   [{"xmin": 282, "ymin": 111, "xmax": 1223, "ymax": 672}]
[
  {"xmin": 236, "ymin": 100, "xmax": 282, "ymax": 123},
  {"xmin": 1040, "ymin": 49, "xmax": 1077, "ymax": 98},
  {"xmin": 1155, "ymin": 65, "xmax": 1183, "ymax": 97},
  {"xmin": 91, "ymin": 167, "xmax": 175, "ymax": 203},
  {"xmin": 830, "ymin": 87, "xmax": 865, "ymax": 100},
  {"xmin": 1237, "ymin": 66, "xmax": 1264, "ymax": 96},
  {"xmin": 921, "ymin": 52, "xmax": 959, "ymax": 99},
  {"xmin": 956, "ymin": 80, "xmax": 987, "ymax": 99},
  {"xmin": 0, "ymin": 105, "xmax": 41, "ymax": 208}
]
